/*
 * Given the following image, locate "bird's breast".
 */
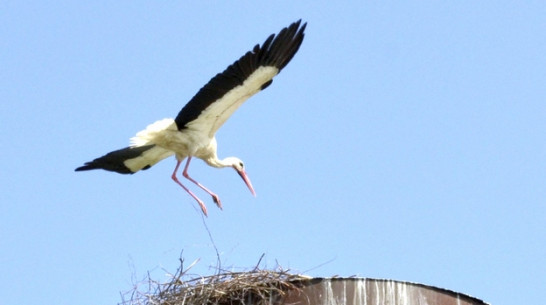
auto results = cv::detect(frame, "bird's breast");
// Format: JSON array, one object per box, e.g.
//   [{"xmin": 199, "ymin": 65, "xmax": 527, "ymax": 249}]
[
  {"xmin": 161, "ymin": 128, "xmax": 213, "ymax": 157},
  {"xmin": 131, "ymin": 118, "xmax": 214, "ymax": 159}
]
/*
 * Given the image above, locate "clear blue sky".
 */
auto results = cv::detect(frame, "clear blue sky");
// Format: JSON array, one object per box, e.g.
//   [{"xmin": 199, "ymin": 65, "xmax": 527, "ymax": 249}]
[{"xmin": 2, "ymin": 2, "xmax": 544, "ymax": 305}]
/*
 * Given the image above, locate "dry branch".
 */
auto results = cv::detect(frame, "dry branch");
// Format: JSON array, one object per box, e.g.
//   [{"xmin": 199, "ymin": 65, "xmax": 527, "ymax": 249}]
[{"xmin": 121, "ymin": 259, "xmax": 310, "ymax": 305}]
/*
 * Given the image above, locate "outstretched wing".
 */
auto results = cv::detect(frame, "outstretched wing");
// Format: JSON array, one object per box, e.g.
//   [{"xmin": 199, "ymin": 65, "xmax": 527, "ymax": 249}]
[
  {"xmin": 75, "ymin": 145, "xmax": 174, "ymax": 174},
  {"xmin": 174, "ymin": 20, "xmax": 306, "ymax": 138}
]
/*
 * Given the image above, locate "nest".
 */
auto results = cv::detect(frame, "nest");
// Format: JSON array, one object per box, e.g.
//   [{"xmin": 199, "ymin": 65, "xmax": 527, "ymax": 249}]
[{"xmin": 122, "ymin": 258, "xmax": 310, "ymax": 305}]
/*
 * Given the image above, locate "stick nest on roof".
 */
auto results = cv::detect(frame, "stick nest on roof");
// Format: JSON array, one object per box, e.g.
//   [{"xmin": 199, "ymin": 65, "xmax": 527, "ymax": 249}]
[{"xmin": 122, "ymin": 259, "xmax": 310, "ymax": 305}]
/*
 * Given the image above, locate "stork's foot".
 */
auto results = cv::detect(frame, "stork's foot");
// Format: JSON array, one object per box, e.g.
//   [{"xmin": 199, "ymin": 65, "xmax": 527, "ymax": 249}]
[
  {"xmin": 212, "ymin": 195, "xmax": 223, "ymax": 210},
  {"xmin": 196, "ymin": 199, "xmax": 208, "ymax": 217}
]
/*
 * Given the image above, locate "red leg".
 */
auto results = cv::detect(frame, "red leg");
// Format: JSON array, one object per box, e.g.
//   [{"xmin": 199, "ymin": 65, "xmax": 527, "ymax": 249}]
[
  {"xmin": 171, "ymin": 158, "xmax": 208, "ymax": 216},
  {"xmin": 182, "ymin": 156, "xmax": 223, "ymax": 209}
]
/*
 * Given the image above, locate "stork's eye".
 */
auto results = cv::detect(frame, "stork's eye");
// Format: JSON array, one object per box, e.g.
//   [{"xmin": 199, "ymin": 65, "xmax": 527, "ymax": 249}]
[{"xmin": 239, "ymin": 162, "xmax": 244, "ymax": 168}]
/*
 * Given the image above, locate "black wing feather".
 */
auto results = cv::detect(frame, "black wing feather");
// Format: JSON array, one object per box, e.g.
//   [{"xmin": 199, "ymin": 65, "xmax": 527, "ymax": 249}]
[
  {"xmin": 75, "ymin": 145, "xmax": 156, "ymax": 174},
  {"xmin": 174, "ymin": 20, "xmax": 306, "ymax": 130}
]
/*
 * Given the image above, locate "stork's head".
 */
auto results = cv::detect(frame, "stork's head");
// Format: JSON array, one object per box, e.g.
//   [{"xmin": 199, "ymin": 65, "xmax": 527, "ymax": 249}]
[{"xmin": 228, "ymin": 157, "xmax": 256, "ymax": 196}]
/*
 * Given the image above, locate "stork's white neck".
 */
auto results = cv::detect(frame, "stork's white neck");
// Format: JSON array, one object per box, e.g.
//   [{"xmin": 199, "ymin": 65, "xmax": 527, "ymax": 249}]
[{"xmin": 205, "ymin": 156, "xmax": 240, "ymax": 169}]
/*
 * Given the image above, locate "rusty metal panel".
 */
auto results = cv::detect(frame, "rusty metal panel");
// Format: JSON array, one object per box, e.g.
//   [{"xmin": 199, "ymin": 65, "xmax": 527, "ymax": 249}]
[{"xmin": 280, "ymin": 278, "xmax": 488, "ymax": 305}]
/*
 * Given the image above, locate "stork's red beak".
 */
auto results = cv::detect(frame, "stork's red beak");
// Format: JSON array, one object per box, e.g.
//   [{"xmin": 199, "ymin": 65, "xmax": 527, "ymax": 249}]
[{"xmin": 237, "ymin": 169, "xmax": 256, "ymax": 196}]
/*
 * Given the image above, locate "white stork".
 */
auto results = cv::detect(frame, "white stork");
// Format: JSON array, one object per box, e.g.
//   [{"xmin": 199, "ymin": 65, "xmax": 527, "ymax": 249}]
[{"xmin": 75, "ymin": 20, "xmax": 307, "ymax": 216}]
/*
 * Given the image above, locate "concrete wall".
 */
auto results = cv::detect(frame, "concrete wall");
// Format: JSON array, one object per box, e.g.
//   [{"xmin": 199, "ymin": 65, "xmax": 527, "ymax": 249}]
[{"xmin": 279, "ymin": 278, "xmax": 488, "ymax": 305}]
